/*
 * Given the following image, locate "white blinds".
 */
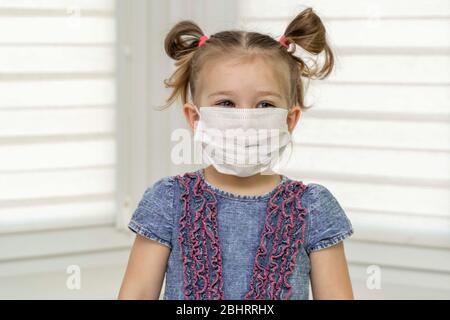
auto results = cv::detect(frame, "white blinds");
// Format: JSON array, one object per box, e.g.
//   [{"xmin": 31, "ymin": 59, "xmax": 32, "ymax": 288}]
[
  {"xmin": 238, "ymin": 0, "xmax": 450, "ymax": 248},
  {"xmin": 0, "ymin": 0, "xmax": 117, "ymax": 233}
]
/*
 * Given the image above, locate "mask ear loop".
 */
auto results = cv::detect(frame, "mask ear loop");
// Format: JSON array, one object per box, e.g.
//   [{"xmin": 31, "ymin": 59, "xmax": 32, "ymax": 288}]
[
  {"xmin": 193, "ymin": 104, "xmax": 200, "ymax": 115},
  {"xmin": 192, "ymin": 104, "xmax": 204, "ymax": 166},
  {"xmin": 192, "ymin": 104, "xmax": 201, "ymax": 133},
  {"xmin": 281, "ymin": 109, "xmax": 297, "ymax": 168},
  {"xmin": 274, "ymin": 108, "xmax": 295, "ymax": 171}
]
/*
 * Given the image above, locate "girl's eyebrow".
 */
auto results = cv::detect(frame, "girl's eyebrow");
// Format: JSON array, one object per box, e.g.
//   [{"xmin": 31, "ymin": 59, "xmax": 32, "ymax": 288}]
[
  {"xmin": 207, "ymin": 90, "xmax": 282, "ymax": 99},
  {"xmin": 256, "ymin": 90, "xmax": 282, "ymax": 99},
  {"xmin": 207, "ymin": 90, "xmax": 235, "ymax": 98}
]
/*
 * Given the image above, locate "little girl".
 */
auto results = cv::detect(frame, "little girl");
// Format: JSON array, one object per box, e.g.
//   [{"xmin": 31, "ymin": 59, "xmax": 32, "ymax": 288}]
[{"xmin": 119, "ymin": 7, "xmax": 354, "ymax": 300}]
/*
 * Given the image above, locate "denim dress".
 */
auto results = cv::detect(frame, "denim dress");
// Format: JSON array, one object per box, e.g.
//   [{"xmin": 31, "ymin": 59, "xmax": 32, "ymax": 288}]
[{"xmin": 128, "ymin": 168, "xmax": 354, "ymax": 300}]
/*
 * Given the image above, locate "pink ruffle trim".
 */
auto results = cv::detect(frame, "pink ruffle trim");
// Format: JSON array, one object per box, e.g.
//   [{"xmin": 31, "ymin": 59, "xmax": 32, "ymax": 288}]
[{"xmin": 176, "ymin": 171, "xmax": 308, "ymax": 300}]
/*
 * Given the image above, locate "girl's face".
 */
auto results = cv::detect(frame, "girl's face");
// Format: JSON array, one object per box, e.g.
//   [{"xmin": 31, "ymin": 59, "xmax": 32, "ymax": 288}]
[{"xmin": 183, "ymin": 54, "xmax": 301, "ymax": 133}]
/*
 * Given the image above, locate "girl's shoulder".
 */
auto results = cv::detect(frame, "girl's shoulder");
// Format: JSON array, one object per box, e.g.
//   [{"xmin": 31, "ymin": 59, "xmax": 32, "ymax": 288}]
[
  {"xmin": 281, "ymin": 175, "xmax": 338, "ymax": 204},
  {"xmin": 140, "ymin": 174, "xmax": 177, "ymax": 202},
  {"xmin": 294, "ymin": 181, "xmax": 354, "ymax": 254},
  {"xmin": 136, "ymin": 174, "xmax": 179, "ymax": 214},
  {"xmin": 127, "ymin": 174, "xmax": 178, "ymax": 249},
  {"xmin": 300, "ymin": 182, "xmax": 340, "ymax": 205}
]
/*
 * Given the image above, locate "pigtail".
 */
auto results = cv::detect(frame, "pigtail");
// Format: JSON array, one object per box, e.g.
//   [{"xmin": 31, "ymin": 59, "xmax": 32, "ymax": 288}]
[
  {"xmin": 161, "ymin": 20, "xmax": 206, "ymax": 109},
  {"xmin": 283, "ymin": 8, "xmax": 334, "ymax": 80},
  {"xmin": 164, "ymin": 20, "xmax": 205, "ymax": 60}
]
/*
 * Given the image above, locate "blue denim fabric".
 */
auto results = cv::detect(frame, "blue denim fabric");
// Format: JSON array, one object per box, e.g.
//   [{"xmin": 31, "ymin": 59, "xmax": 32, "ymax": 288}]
[{"xmin": 128, "ymin": 169, "xmax": 354, "ymax": 300}]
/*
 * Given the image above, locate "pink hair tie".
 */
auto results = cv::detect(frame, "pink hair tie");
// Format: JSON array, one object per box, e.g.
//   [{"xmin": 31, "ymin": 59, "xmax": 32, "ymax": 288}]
[
  {"xmin": 278, "ymin": 35, "xmax": 289, "ymax": 49},
  {"xmin": 198, "ymin": 35, "xmax": 209, "ymax": 47},
  {"xmin": 279, "ymin": 35, "xmax": 296, "ymax": 53}
]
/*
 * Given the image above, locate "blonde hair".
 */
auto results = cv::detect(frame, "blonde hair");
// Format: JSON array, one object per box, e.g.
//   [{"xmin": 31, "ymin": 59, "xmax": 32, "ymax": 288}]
[{"xmin": 162, "ymin": 7, "xmax": 334, "ymax": 110}]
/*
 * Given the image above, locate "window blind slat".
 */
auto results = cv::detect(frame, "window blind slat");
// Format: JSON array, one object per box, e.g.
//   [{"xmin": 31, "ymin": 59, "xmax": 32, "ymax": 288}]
[
  {"xmin": 0, "ymin": 46, "xmax": 114, "ymax": 73},
  {"xmin": 0, "ymin": 139, "xmax": 115, "ymax": 171},
  {"xmin": 307, "ymin": 83, "xmax": 450, "ymax": 116},
  {"xmin": 294, "ymin": 117, "xmax": 450, "ymax": 151},
  {"xmin": 0, "ymin": 107, "xmax": 114, "ymax": 136},
  {"xmin": 0, "ymin": 167, "xmax": 115, "ymax": 201},
  {"xmin": 285, "ymin": 146, "xmax": 450, "ymax": 185},
  {"xmin": 331, "ymin": 55, "xmax": 450, "ymax": 84},
  {"xmin": 0, "ymin": 79, "xmax": 115, "ymax": 108},
  {"xmin": 0, "ymin": 17, "xmax": 115, "ymax": 44},
  {"xmin": 0, "ymin": 198, "xmax": 116, "ymax": 234},
  {"xmin": 348, "ymin": 211, "xmax": 450, "ymax": 249}
]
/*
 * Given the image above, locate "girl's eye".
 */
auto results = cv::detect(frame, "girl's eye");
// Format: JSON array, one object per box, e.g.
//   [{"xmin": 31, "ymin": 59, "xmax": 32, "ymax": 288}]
[
  {"xmin": 215, "ymin": 100, "xmax": 235, "ymax": 108},
  {"xmin": 257, "ymin": 101, "xmax": 276, "ymax": 108},
  {"xmin": 214, "ymin": 100, "xmax": 276, "ymax": 108}
]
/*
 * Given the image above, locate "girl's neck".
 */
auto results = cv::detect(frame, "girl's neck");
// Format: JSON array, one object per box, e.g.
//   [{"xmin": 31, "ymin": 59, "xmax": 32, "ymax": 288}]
[{"xmin": 202, "ymin": 165, "xmax": 282, "ymax": 197}]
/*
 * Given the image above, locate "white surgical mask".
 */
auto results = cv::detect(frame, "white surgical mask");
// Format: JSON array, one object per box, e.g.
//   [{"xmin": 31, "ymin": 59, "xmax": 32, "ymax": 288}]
[{"xmin": 192, "ymin": 105, "xmax": 293, "ymax": 177}]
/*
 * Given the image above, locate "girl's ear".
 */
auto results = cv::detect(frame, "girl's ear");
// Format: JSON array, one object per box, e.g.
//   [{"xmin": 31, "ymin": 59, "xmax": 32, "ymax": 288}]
[
  {"xmin": 182, "ymin": 103, "xmax": 200, "ymax": 132},
  {"xmin": 287, "ymin": 105, "xmax": 302, "ymax": 133}
]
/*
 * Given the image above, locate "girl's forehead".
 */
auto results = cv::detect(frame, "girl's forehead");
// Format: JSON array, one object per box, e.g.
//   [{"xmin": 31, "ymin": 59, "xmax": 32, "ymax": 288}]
[{"xmin": 197, "ymin": 54, "xmax": 290, "ymax": 97}]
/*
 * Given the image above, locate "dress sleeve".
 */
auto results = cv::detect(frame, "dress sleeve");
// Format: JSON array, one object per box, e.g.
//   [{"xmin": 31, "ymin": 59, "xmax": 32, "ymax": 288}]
[
  {"xmin": 128, "ymin": 176, "xmax": 176, "ymax": 249},
  {"xmin": 303, "ymin": 183, "xmax": 354, "ymax": 254}
]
